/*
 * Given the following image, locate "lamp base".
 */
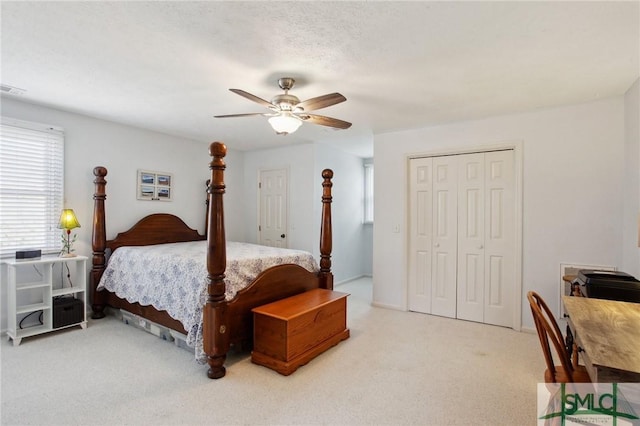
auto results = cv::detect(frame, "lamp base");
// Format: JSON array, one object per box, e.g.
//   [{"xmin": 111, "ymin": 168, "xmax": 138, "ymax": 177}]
[{"xmin": 60, "ymin": 253, "xmax": 77, "ymax": 258}]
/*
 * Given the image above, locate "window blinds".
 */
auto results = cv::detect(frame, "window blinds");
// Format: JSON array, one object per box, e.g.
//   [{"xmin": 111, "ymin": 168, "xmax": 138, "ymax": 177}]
[{"xmin": 0, "ymin": 118, "xmax": 64, "ymax": 257}]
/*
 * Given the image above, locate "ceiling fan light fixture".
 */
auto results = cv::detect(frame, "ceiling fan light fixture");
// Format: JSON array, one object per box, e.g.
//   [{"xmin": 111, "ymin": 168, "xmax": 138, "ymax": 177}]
[
  {"xmin": 217, "ymin": 78, "xmax": 351, "ymax": 132},
  {"xmin": 268, "ymin": 113, "xmax": 302, "ymax": 135}
]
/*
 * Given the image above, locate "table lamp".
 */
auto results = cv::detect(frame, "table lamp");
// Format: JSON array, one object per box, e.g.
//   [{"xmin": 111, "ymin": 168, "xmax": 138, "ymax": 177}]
[{"xmin": 58, "ymin": 209, "xmax": 80, "ymax": 257}]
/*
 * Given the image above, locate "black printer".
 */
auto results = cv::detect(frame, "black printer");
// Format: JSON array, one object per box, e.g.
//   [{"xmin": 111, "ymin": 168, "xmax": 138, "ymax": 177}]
[{"xmin": 574, "ymin": 270, "xmax": 640, "ymax": 303}]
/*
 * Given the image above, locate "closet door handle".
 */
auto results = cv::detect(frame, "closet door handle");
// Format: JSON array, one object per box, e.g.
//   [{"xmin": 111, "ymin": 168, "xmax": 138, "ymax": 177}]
[
  {"xmin": 434, "ymin": 243, "xmax": 440, "ymax": 248},
  {"xmin": 478, "ymin": 245, "xmax": 484, "ymax": 250}
]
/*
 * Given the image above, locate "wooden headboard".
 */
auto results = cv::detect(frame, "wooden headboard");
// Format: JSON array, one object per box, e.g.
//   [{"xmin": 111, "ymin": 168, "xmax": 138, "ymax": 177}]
[
  {"xmin": 89, "ymin": 167, "xmax": 205, "ymax": 317},
  {"xmin": 106, "ymin": 214, "xmax": 204, "ymax": 252}
]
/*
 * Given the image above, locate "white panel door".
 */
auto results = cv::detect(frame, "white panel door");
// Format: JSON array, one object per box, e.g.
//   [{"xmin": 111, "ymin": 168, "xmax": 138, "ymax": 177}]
[
  {"xmin": 431, "ymin": 156, "xmax": 458, "ymax": 318},
  {"xmin": 408, "ymin": 150, "xmax": 515, "ymax": 326},
  {"xmin": 408, "ymin": 157, "xmax": 433, "ymax": 313},
  {"xmin": 259, "ymin": 168, "xmax": 288, "ymax": 248},
  {"xmin": 456, "ymin": 153, "xmax": 485, "ymax": 322},
  {"xmin": 482, "ymin": 151, "xmax": 515, "ymax": 327}
]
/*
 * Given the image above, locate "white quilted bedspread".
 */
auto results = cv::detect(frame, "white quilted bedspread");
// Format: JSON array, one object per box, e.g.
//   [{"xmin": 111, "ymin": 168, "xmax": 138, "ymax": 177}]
[{"xmin": 97, "ymin": 240, "xmax": 318, "ymax": 361}]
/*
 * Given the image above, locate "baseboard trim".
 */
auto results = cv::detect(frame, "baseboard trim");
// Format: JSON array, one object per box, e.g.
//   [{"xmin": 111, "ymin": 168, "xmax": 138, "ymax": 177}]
[
  {"xmin": 334, "ymin": 274, "xmax": 370, "ymax": 286},
  {"xmin": 371, "ymin": 301, "xmax": 405, "ymax": 311}
]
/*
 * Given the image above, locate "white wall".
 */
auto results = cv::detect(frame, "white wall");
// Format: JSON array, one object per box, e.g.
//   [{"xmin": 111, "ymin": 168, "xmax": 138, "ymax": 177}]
[
  {"xmin": 373, "ymin": 97, "xmax": 628, "ymax": 329},
  {"xmin": 242, "ymin": 143, "xmax": 316, "ymax": 252},
  {"xmin": 623, "ymin": 78, "xmax": 640, "ymax": 276},
  {"xmin": 362, "ymin": 224, "xmax": 373, "ymax": 276},
  {"xmin": 314, "ymin": 143, "xmax": 366, "ymax": 283},
  {"xmin": 217, "ymin": 142, "xmax": 246, "ymax": 242},
  {"xmin": 242, "ymin": 142, "xmax": 368, "ymax": 284},
  {"xmin": 0, "ymin": 97, "xmax": 245, "ymax": 330}
]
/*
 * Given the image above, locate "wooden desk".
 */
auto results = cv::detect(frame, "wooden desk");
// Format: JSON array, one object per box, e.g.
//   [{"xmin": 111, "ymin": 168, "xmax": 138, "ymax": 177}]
[{"xmin": 563, "ymin": 296, "xmax": 640, "ymax": 382}]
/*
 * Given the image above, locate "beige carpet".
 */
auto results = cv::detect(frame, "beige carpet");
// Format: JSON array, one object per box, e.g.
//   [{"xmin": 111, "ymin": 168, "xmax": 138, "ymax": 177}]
[{"xmin": 1, "ymin": 277, "xmax": 544, "ymax": 425}]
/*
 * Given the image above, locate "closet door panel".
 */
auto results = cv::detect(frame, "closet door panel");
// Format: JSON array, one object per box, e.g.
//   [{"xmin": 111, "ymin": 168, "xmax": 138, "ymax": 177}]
[
  {"xmin": 457, "ymin": 153, "xmax": 485, "ymax": 322},
  {"xmin": 408, "ymin": 158, "xmax": 433, "ymax": 313},
  {"xmin": 483, "ymin": 151, "xmax": 515, "ymax": 327},
  {"xmin": 431, "ymin": 157, "xmax": 457, "ymax": 318}
]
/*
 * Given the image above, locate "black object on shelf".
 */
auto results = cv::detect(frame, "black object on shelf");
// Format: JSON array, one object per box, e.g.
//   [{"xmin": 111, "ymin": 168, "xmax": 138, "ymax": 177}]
[
  {"xmin": 53, "ymin": 298, "xmax": 84, "ymax": 328},
  {"xmin": 575, "ymin": 270, "xmax": 640, "ymax": 303}
]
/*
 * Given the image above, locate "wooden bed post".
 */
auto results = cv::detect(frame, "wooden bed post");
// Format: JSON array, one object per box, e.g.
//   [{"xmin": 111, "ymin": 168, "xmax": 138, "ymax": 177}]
[
  {"xmin": 203, "ymin": 142, "xmax": 230, "ymax": 379},
  {"xmin": 319, "ymin": 169, "xmax": 334, "ymax": 290},
  {"xmin": 90, "ymin": 166, "xmax": 108, "ymax": 319},
  {"xmin": 204, "ymin": 179, "xmax": 210, "ymax": 237}
]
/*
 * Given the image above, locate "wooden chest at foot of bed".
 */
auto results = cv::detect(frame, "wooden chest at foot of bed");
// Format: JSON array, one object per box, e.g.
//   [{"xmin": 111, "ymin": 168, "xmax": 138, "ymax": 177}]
[{"xmin": 251, "ymin": 288, "xmax": 349, "ymax": 375}]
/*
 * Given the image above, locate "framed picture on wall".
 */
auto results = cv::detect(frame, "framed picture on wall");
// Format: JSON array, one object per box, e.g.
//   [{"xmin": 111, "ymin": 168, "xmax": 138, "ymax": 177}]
[
  {"xmin": 139, "ymin": 185, "xmax": 155, "ymax": 199},
  {"xmin": 157, "ymin": 174, "xmax": 171, "ymax": 186},
  {"xmin": 137, "ymin": 170, "xmax": 172, "ymax": 201}
]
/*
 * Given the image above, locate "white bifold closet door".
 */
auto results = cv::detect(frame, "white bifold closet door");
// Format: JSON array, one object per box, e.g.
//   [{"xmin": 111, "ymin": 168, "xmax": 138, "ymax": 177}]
[{"xmin": 408, "ymin": 150, "xmax": 514, "ymax": 327}]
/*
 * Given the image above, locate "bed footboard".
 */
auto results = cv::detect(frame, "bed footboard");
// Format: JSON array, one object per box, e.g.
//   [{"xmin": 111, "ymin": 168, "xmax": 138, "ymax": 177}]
[{"xmin": 202, "ymin": 142, "xmax": 334, "ymax": 379}]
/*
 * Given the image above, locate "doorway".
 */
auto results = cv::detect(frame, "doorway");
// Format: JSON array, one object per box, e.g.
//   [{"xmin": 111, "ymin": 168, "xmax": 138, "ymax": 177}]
[{"xmin": 258, "ymin": 168, "xmax": 288, "ymax": 248}]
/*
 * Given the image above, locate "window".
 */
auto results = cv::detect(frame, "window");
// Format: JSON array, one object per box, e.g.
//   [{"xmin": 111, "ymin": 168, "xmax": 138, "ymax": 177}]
[
  {"xmin": 0, "ymin": 118, "xmax": 64, "ymax": 258},
  {"xmin": 364, "ymin": 161, "xmax": 373, "ymax": 224}
]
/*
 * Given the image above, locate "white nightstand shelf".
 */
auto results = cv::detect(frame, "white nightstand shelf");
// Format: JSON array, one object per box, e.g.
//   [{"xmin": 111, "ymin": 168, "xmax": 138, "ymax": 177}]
[{"xmin": 3, "ymin": 255, "xmax": 88, "ymax": 346}]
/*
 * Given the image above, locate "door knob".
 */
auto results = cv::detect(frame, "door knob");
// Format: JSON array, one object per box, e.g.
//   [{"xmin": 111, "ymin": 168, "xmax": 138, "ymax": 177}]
[
  {"xmin": 281, "ymin": 234, "xmax": 286, "ymax": 238},
  {"xmin": 478, "ymin": 245, "xmax": 484, "ymax": 250},
  {"xmin": 434, "ymin": 243, "xmax": 440, "ymax": 248}
]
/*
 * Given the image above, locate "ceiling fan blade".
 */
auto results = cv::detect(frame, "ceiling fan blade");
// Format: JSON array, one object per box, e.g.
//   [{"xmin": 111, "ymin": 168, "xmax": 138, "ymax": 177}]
[
  {"xmin": 229, "ymin": 89, "xmax": 277, "ymax": 110},
  {"xmin": 214, "ymin": 113, "xmax": 271, "ymax": 118},
  {"xmin": 295, "ymin": 93, "xmax": 346, "ymax": 112},
  {"xmin": 299, "ymin": 113, "xmax": 352, "ymax": 129}
]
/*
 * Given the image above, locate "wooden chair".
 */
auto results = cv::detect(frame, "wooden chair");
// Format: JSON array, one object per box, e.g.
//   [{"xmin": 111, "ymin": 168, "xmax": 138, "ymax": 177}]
[{"xmin": 527, "ymin": 291, "xmax": 591, "ymax": 383}]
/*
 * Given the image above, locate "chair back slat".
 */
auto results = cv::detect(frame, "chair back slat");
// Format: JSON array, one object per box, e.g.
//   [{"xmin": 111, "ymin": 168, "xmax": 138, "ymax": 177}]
[{"xmin": 528, "ymin": 291, "xmax": 576, "ymax": 382}]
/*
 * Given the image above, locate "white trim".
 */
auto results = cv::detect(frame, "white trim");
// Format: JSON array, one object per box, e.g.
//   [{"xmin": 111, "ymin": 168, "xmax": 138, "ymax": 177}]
[
  {"xmin": 513, "ymin": 141, "xmax": 524, "ymax": 332},
  {"xmin": 333, "ymin": 274, "xmax": 370, "ymax": 286},
  {"xmin": 407, "ymin": 141, "xmax": 519, "ymax": 160},
  {"xmin": 1, "ymin": 116, "xmax": 64, "ymax": 134},
  {"xmin": 371, "ymin": 301, "xmax": 405, "ymax": 311}
]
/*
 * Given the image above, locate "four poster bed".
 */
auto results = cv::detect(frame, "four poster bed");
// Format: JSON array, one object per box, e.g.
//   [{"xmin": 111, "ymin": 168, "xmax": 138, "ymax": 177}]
[{"xmin": 90, "ymin": 141, "xmax": 334, "ymax": 379}]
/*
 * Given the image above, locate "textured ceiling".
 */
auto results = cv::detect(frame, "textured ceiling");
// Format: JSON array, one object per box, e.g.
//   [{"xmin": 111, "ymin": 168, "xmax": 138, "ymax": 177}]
[{"xmin": 1, "ymin": 1, "xmax": 639, "ymax": 158}]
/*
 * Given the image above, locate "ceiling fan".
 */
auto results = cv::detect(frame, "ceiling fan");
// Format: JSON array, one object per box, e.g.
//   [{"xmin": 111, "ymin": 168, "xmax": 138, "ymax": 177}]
[{"xmin": 214, "ymin": 77, "xmax": 352, "ymax": 135}]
